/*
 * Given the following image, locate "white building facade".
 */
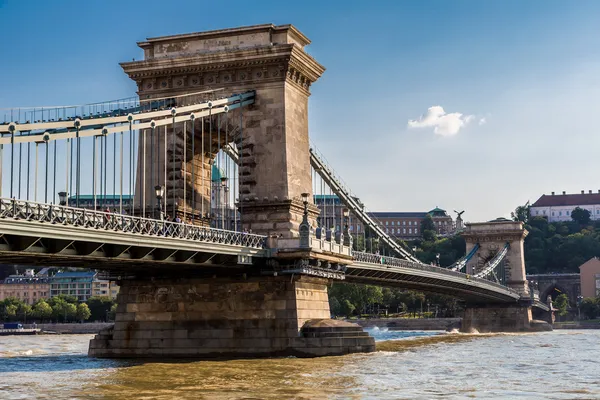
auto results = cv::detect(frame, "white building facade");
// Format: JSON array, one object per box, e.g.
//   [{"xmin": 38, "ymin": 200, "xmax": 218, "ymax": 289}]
[{"xmin": 530, "ymin": 190, "xmax": 600, "ymax": 222}]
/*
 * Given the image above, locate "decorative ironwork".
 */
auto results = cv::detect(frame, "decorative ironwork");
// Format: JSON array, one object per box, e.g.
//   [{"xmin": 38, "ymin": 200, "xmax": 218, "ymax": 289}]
[
  {"xmin": 474, "ymin": 242, "xmax": 509, "ymax": 279},
  {"xmin": 0, "ymin": 198, "xmax": 266, "ymax": 249}
]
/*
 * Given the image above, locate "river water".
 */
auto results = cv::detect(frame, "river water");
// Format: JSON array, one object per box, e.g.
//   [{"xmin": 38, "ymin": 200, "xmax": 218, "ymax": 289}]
[{"xmin": 1, "ymin": 329, "xmax": 599, "ymax": 399}]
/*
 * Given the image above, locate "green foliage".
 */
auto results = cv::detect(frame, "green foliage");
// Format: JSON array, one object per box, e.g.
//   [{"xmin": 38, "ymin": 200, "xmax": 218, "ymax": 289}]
[
  {"xmin": 329, "ymin": 297, "xmax": 341, "ymax": 316},
  {"xmin": 51, "ymin": 298, "xmax": 77, "ymax": 322},
  {"xmin": 33, "ymin": 300, "xmax": 53, "ymax": 321},
  {"xmin": 421, "ymin": 214, "xmax": 437, "ymax": 242},
  {"xmin": 511, "ymin": 202, "xmax": 530, "ymax": 223},
  {"xmin": 0, "ymin": 294, "xmax": 117, "ymax": 323},
  {"xmin": 522, "ymin": 214, "xmax": 600, "ymax": 274},
  {"xmin": 5, "ymin": 304, "xmax": 17, "ymax": 318},
  {"xmin": 339, "ymin": 299, "xmax": 355, "ymax": 317},
  {"xmin": 85, "ymin": 296, "xmax": 115, "ymax": 321},
  {"xmin": 76, "ymin": 303, "xmax": 92, "ymax": 322},
  {"xmin": 554, "ymin": 294, "xmax": 569, "ymax": 316},
  {"xmin": 580, "ymin": 297, "xmax": 600, "ymax": 320},
  {"xmin": 571, "ymin": 207, "xmax": 591, "ymax": 225},
  {"xmin": 108, "ymin": 303, "xmax": 118, "ymax": 321}
]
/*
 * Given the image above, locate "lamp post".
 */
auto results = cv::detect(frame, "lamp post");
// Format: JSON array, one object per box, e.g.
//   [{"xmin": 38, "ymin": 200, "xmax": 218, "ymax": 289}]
[
  {"xmin": 343, "ymin": 208, "xmax": 352, "ymax": 248},
  {"xmin": 299, "ymin": 192, "xmax": 310, "ymax": 248},
  {"xmin": 412, "ymin": 246, "xmax": 417, "ymax": 258},
  {"xmin": 58, "ymin": 191, "xmax": 67, "ymax": 206},
  {"xmin": 220, "ymin": 177, "xmax": 227, "ymax": 229},
  {"xmin": 154, "ymin": 185, "xmax": 165, "ymax": 220},
  {"xmin": 577, "ymin": 295, "xmax": 584, "ymax": 322},
  {"xmin": 436, "ymin": 253, "xmax": 440, "ymax": 267}
]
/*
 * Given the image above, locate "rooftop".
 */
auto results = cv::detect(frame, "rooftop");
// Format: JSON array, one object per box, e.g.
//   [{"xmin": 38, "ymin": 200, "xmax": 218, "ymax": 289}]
[
  {"xmin": 532, "ymin": 191, "xmax": 600, "ymax": 207},
  {"xmin": 2, "ymin": 275, "xmax": 50, "ymax": 284},
  {"xmin": 369, "ymin": 212, "xmax": 428, "ymax": 218},
  {"xmin": 53, "ymin": 271, "xmax": 96, "ymax": 279}
]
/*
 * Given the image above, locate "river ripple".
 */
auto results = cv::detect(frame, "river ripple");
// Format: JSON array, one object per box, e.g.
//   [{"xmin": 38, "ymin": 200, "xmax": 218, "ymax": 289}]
[{"xmin": 0, "ymin": 329, "xmax": 599, "ymax": 399}]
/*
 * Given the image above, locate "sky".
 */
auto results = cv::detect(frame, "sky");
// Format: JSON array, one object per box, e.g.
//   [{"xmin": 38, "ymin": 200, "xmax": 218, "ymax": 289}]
[{"xmin": 1, "ymin": 0, "xmax": 599, "ymax": 222}]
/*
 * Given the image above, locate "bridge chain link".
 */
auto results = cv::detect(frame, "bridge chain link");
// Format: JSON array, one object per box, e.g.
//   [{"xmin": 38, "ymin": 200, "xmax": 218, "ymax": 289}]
[{"xmin": 0, "ymin": 198, "xmax": 267, "ymax": 249}]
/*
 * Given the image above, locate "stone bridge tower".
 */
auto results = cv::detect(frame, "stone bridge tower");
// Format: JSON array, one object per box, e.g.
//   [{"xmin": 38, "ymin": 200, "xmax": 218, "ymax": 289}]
[
  {"xmin": 462, "ymin": 220, "xmax": 530, "ymax": 297},
  {"xmin": 89, "ymin": 25, "xmax": 373, "ymax": 360},
  {"xmin": 458, "ymin": 220, "xmax": 551, "ymax": 333},
  {"xmin": 121, "ymin": 24, "xmax": 324, "ymax": 239}
]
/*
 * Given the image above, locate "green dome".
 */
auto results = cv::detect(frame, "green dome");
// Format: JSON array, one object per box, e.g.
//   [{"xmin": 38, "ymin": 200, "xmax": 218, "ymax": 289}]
[{"xmin": 211, "ymin": 164, "xmax": 227, "ymax": 182}]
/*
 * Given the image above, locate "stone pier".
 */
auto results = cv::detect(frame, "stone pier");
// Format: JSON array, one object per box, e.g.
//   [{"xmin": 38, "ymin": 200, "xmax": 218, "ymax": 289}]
[
  {"xmin": 461, "ymin": 305, "xmax": 533, "ymax": 333},
  {"xmin": 461, "ymin": 220, "xmax": 552, "ymax": 332},
  {"xmin": 89, "ymin": 275, "xmax": 374, "ymax": 359}
]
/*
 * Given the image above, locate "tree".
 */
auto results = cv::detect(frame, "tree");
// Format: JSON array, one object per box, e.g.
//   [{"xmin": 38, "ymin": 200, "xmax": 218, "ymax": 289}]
[
  {"xmin": 33, "ymin": 300, "xmax": 53, "ymax": 322},
  {"xmin": 52, "ymin": 298, "xmax": 77, "ymax": 322},
  {"xmin": 108, "ymin": 303, "xmax": 118, "ymax": 321},
  {"xmin": 329, "ymin": 297, "xmax": 341, "ymax": 317},
  {"xmin": 420, "ymin": 214, "xmax": 437, "ymax": 242},
  {"xmin": 339, "ymin": 299, "xmax": 355, "ymax": 317},
  {"xmin": 5, "ymin": 304, "xmax": 18, "ymax": 320},
  {"xmin": 18, "ymin": 303, "xmax": 32, "ymax": 323},
  {"xmin": 511, "ymin": 202, "xmax": 530, "ymax": 223},
  {"xmin": 571, "ymin": 207, "xmax": 591, "ymax": 225},
  {"xmin": 85, "ymin": 296, "xmax": 115, "ymax": 321},
  {"xmin": 76, "ymin": 303, "xmax": 91, "ymax": 322},
  {"xmin": 580, "ymin": 298, "xmax": 600, "ymax": 320},
  {"xmin": 554, "ymin": 294, "xmax": 569, "ymax": 317}
]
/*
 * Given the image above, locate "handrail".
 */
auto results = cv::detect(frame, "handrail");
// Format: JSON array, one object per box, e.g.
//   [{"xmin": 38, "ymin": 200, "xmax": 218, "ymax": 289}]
[
  {"xmin": 352, "ymin": 251, "xmax": 516, "ymax": 293},
  {"xmin": 0, "ymin": 91, "xmax": 255, "ymax": 136},
  {"xmin": 0, "ymin": 198, "xmax": 266, "ymax": 249},
  {"xmin": 309, "ymin": 146, "xmax": 419, "ymax": 262}
]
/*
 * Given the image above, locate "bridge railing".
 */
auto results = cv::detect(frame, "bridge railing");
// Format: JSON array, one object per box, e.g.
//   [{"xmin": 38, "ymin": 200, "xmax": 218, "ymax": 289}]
[
  {"xmin": 0, "ymin": 198, "xmax": 266, "ymax": 249},
  {"xmin": 352, "ymin": 251, "xmax": 516, "ymax": 292}
]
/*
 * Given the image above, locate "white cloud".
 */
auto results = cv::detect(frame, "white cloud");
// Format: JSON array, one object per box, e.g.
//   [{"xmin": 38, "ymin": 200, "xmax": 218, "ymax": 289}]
[
  {"xmin": 407, "ymin": 106, "xmax": 474, "ymax": 136},
  {"xmin": 479, "ymin": 117, "xmax": 487, "ymax": 125}
]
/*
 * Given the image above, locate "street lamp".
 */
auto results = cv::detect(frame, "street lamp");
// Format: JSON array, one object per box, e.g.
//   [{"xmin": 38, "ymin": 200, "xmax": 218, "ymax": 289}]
[
  {"xmin": 58, "ymin": 191, "xmax": 67, "ymax": 206},
  {"xmin": 343, "ymin": 208, "xmax": 352, "ymax": 247},
  {"xmin": 412, "ymin": 246, "xmax": 417, "ymax": 257},
  {"xmin": 299, "ymin": 193, "xmax": 310, "ymax": 248},
  {"xmin": 436, "ymin": 253, "xmax": 440, "ymax": 266},
  {"xmin": 154, "ymin": 185, "xmax": 165, "ymax": 220},
  {"xmin": 577, "ymin": 295, "xmax": 584, "ymax": 321}
]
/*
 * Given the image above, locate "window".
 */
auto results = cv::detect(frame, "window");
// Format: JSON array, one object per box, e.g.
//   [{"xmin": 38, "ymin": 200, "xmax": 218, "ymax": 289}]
[
  {"xmin": 392, "ymin": 228, "xmax": 395, "ymax": 234},
  {"xmin": 543, "ymin": 210, "xmax": 546, "ymax": 215},
  {"xmin": 567, "ymin": 211, "xmax": 570, "ymax": 215},
  {"xmin": 552, "ymin": 211, "xmax": 555, "ymax": 216},
  {"xmin": 559, "ymin": 211, "xmax": 562, "ymax": 216},
  {"xmin": 409, "ymin": 228, "xmax": 412, "ymax": 234},
  {"xmin": 403, "ymin": 221, "xmax": 406, "ymax": 226},
  {"xmin": 536, "ymin": 211, "xmax": 539, "ymax": 215},
  {"xmin": 403, "ymin": 228, "xmax": 406, "ymax": 234},
  {"xmin": 414, "ymin": 228, "xmax": 418, "ymax": 234},
  {"xmin": 385, "ymin": 221, "xmax": 389, "ymax": 226}
]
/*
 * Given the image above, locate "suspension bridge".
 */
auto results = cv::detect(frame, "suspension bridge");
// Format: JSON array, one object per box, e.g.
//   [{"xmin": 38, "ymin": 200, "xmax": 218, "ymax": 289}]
[{"xmin": 0, "ymin": 24, "xmax": 551, "ymax": 359}]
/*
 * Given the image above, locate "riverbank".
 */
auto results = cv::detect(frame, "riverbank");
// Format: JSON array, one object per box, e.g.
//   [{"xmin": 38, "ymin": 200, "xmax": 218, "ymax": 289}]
[
  {"xmin": 16, "ymin": 322, "xmax": 113, "ymax": 334},
  {"xmin": 348, "ymin": 318, "xmax": 461, "ymax": 331},
  {"xmin": 554, "ymin": 321, "xmax": 600, "ymax": 329}
]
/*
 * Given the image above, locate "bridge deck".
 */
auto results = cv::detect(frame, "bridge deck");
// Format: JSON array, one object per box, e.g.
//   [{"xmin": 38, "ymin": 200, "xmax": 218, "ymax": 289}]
[{"xmin": 0, "ymin": 199, "xmax": 523, "ymax": 303}]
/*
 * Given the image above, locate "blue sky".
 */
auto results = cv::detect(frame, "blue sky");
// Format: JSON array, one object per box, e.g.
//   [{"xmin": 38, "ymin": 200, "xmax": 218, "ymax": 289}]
[{"xmin": 1, "ymin": 0, "xmax": 599, "ymax": 221}]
